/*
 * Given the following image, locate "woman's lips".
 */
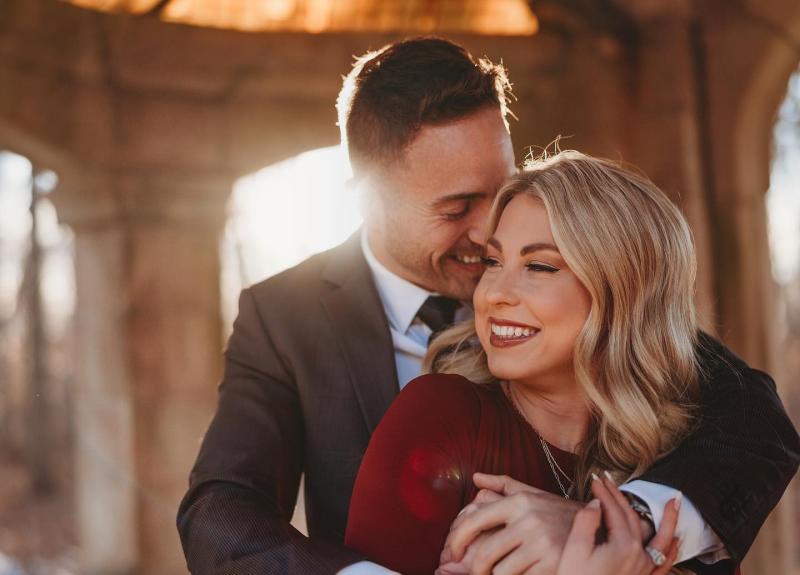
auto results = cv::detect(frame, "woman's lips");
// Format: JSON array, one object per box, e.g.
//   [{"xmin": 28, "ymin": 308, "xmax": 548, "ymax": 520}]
[{"xmin": 488, "ymin": 317, "xmax": 539, "ymax": 348}]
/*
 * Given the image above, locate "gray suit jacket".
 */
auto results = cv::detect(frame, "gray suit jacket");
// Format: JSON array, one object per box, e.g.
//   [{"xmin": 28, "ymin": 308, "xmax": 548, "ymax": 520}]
[{"xmin": 178, "ymin": 232, "xmax": 396, "ymax": 573}]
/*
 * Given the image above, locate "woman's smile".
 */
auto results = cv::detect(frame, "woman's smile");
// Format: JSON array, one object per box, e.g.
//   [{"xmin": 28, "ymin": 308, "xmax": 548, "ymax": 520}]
[{"xmin": 489, "ymin": 317, "xmax": 540, "ymax": 347}]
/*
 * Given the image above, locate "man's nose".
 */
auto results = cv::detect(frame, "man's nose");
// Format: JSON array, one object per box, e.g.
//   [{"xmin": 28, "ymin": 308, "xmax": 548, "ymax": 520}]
[{"xmin": 466, "ymin": 204, "xmax": 491, "ymax": 246}]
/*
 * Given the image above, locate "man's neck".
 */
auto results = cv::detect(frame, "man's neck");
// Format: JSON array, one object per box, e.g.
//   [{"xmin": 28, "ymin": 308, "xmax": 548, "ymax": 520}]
[{"xmin": 364, "ymin": 226, "xmax": 415, "ymax": 286}]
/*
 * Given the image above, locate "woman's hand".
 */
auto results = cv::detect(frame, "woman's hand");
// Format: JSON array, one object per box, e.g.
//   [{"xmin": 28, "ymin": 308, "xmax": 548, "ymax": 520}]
[
  {"xmin": 437, "ymin": 488, "xmax": 503, "ymax": 574},
  {"xmin": 556, "ymin": 473, "xmax": 681, "ymax": 575},
  {"xmin": 439, "ymin": 473, "xmax": 583, "ymax": 574}
]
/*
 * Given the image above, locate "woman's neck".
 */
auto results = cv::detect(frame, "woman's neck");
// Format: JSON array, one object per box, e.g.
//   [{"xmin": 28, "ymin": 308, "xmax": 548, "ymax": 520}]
[{"xmin": 507, "ymin": 379, "xmax": 591, "ymax": 453}]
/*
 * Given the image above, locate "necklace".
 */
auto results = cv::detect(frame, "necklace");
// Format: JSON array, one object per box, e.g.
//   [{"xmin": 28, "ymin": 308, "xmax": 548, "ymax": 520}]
[{"xmin": 504, "ymin": 382, "xmax": 573, "ymax": 499}]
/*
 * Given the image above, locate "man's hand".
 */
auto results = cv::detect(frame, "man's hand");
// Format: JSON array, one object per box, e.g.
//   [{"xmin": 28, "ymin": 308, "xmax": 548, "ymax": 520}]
[{"xmin": 440, "ymin": 473, "xmax": 583, "ymax": 575}]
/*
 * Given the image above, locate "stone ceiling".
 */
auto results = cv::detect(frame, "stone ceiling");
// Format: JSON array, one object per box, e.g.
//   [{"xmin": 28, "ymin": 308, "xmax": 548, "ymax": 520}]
[{"xmin": 60, "ymin": 0, "xmax": 539, "ymax": 34}]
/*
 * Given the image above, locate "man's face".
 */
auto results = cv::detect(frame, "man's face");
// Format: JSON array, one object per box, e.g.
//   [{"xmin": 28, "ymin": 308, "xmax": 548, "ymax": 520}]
[{"xmin": 366, "ymin": 106, "xmax": 516, "ymax": 301}]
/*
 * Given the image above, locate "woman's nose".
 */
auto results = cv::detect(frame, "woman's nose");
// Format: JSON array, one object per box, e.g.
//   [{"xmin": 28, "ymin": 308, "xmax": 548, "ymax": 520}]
[{"xmin": 484, "ymin": 270, "xmax": 519, "ymax": 306}]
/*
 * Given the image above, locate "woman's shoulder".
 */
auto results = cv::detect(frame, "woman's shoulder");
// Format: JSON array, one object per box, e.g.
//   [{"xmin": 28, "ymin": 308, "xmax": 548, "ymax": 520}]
[
  {"xmin": 398, "ymin": 373, "xmax": 493, "ymax": 417},
  {"xmin": 403, "ymin": 372, "xmax": 480, "ymax": 397}
]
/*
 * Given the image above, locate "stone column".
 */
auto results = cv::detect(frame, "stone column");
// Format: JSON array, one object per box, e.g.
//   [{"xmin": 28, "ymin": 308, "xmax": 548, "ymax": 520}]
[
  {"xmin": 698, "ymin": 5, "xmax": 799, "ymax": 571},
  {"xmin": 619, "ymin": 2, "xmax": 797, "ymax": 572},
  {"xmin": 55, "ymin": 167, "xmax": 230, "ymax": 575},
  {"xmin": 620, "ymin": 0, "xmax": 718, "ymax": 328}
]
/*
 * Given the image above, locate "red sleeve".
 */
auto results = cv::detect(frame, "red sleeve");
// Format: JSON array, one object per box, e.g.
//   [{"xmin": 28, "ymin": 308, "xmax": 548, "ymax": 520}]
[{"xmin": 345, "ymin": 374, "xmax": 482, "ymax": 575}]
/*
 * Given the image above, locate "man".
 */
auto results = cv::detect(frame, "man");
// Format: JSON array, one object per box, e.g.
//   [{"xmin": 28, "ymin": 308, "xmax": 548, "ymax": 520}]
[{"xmin": 177, "ymin": 38, "xmax": 799, "ymax": 574}]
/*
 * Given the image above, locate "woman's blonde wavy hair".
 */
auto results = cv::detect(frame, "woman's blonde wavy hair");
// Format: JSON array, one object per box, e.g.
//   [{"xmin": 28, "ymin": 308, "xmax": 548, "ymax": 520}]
[{"xmin": 424, "ymin": 149, "xmax": 700, "ymax": 501}]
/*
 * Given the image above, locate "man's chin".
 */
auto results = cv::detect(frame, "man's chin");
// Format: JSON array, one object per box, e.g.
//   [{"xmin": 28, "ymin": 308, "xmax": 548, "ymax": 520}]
[
  {"xmin": 437, "ymin": 276, "xmax": 479, "ymax": 302},
  {"xmin": 422, "ymin": 260, "xmax": 481, "ymax": 300}
]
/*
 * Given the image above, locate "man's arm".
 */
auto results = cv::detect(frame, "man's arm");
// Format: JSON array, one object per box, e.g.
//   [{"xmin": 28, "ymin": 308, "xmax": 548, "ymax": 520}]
[
  {"xmin": 177, "ymin": 288, "xmax": 362, "ymax": 574},
  {"xmin": 442, "ymin": 333, "xmax": 798, "ymax": 573},
  {"xmin": 621, "ymin": 480, "xmax": 731, "ymax": 566},
  {"xmin": 636, "ymin": 332, "xmax": 800, "ymax": 564}
]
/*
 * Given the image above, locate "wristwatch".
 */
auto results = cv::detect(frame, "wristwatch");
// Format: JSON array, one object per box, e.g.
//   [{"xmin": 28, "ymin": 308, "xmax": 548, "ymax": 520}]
[{"xmin": 624, "ymin": 492, "xmax": 656, "ymax": 542}]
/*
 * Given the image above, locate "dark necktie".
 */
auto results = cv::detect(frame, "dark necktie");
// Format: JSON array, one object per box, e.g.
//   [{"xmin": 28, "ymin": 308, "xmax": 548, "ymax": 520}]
[{"xmin": 417, "ymin": 296, "xmax": 460, "ymax": 342}]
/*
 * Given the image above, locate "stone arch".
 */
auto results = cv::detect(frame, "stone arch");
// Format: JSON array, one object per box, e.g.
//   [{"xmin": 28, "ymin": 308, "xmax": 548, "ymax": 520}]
[
  {"xmin": 0, "ymin": 118, "xmax": 85, "ymax": 212},
  {"xmin": 699, "ymin": 2, "xmax": 800, "ymax": 573},
  {"xmin": 702, "ymin": 1, "xmax": 800, "ymax": 366},
  {"xmin": 1, "ymin": 0, "xmax": 798, "ymax": 573}
]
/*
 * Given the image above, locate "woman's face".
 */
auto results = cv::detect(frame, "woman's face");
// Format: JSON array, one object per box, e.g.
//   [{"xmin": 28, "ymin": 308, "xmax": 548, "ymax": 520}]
[{"xmin": 474, "ymin": 194, "xmax": 592, "ymax": 389}]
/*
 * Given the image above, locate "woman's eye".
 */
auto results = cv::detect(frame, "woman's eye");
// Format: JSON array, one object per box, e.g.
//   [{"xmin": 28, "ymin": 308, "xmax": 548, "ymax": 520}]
[
  {"xmin": 480, "ymin": 256, "xmax": 500, "ymax": 267},
  {"xmin": 527, "ymin": 262, "xmax": 559, "ymax": 273}
]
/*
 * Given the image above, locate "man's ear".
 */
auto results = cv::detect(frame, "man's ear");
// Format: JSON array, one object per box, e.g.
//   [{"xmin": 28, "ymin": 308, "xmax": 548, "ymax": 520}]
[{"xmin": 350, "ymin": 173, "xmax": 382, "ymax": 222}]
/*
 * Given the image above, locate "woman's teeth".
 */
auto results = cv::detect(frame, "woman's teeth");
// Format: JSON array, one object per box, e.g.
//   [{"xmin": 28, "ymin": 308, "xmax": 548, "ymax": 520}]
[
  {"xmin": 491, "ymin": 324, "xmax": 535, "ymax": 338},
  {"xmin": 456, "ymin": 255, "xmax": 481, "ymax": 264}
]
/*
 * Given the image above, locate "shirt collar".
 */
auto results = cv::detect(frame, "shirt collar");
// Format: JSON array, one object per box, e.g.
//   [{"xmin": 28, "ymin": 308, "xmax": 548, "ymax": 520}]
[{"xmin": 361, "ymin": 228, "xmax": 433, "ymax": 334}]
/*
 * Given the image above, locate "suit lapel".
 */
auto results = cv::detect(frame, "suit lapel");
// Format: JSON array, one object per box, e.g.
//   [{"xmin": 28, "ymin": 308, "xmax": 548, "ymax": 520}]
[{"xmin": 321, "ymin": 232, "xmax": 399, "ymax": 434}]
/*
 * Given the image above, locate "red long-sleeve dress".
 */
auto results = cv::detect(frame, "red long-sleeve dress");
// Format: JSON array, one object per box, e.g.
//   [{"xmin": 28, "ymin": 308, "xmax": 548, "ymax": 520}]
[{"xmin": 345, "ymin": 373, "xmax": 575, "ymax": 574}]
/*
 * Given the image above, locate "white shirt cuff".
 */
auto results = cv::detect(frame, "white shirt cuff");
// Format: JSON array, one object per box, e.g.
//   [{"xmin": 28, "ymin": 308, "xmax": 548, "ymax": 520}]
[
  {"xmin": 337, "ymin": 561, "xmax": 401, "ymax": 575},
  {"xmin": 620, "ymin": 480, "xmax": 730, "ymax": 564}
]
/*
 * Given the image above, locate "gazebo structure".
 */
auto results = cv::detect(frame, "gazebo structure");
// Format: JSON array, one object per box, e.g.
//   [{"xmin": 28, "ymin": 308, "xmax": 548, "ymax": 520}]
[{"xmin": 0, "ymin": 0, "xmax": 798, "ymax": 573}]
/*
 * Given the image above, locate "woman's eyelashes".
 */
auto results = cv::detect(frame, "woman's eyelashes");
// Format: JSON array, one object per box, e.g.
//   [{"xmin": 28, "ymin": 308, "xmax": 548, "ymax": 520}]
[
  {"xmin": 527, "ymin": 262, "xmax": 559, "ymax": 273},
  {"xmin": 479, "ymin": 256, "xmax": 559, "ymax": 273}
]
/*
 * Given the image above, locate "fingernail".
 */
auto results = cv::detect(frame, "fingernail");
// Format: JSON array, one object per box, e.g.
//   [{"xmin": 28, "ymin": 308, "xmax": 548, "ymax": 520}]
[
  {"xmin": 603, "ymin": 470, "xmax": 614, "ymax": 483},
  {"xmin": 588, "ymin": 499, "xmax": 601, "ymax": 508},
  {"xmin": 591, "ymin": 472, "xmax": 600, "ymax": 481},
  {"xmin": 674, "ymin": 491, "xmax": 683, "ymax": 511}
]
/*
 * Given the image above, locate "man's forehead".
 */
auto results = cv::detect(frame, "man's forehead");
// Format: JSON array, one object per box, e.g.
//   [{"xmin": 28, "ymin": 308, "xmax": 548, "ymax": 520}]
[{"xmin": 407, "ymin": 110, "xmax": 512, "ymax": 156}]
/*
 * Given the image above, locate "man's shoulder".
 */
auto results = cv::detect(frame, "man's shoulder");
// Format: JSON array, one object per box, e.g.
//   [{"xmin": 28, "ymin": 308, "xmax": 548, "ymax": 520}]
[
  {"xmin": 248, "ymin": 234, "xmax": 362, "ymax": 299},
  {"xmin": 695, "ymin": 330, "xmax": 778, "ymax": 395}
]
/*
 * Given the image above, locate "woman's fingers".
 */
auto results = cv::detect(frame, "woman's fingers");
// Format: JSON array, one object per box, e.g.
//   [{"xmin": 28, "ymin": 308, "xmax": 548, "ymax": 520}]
[
  {"xmin": 590, "ymin": 474, "xmax": 632, "ymax": 538},
  {"xmin": 648, "ymin": 494, "xmax": 682, "ymax": 552},
  {"xmin": 446, "ymin": 497, "xmax": 516, "ymax": 561},
  {"xmin": 435, "ymin": 564, "xmax": 470, "ymax": 575},
  {"xmin": 474, "ymin": 488, "xmax": 503, "ymax": 504},
  {"xmin": 642, "ymin": 496, "xmax": 681, "ymax": 574},
  {"xmin": 467, "ymin": 525, "xmax": 524, "ymax": 575},
  {"xmin": 601, "ymin": 472, "xmax": 642, "ymax": 539},
  {"xmin": 651, "ymin": 537, "xmax": 680, "ymax": 575},
  {"xmin": 446, "ymin": 474, "xmax": 548, "ymax": 562},
  {"xmin": 473, "ymin": 473, "xmax": 544, "ymax": 496},
  {"xmin": 442, "ymin": 491, "xmax": 503, "ymax": 565},
  {"xmin": 560, "ymin": 499, "xmax": 602, "ymax": 563}
]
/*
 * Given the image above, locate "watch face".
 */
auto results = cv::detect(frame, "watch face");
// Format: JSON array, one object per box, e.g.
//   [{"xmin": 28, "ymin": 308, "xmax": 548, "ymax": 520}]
[{"xmin": 625, "ymin": 493, "xmax": 654, "ymax": 521}]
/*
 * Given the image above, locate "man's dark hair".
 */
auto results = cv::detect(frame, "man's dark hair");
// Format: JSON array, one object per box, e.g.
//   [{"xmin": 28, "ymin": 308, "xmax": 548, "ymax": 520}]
[{"xmin": 336, "ymin": 37, "xmax": 513, "ymax": 178}]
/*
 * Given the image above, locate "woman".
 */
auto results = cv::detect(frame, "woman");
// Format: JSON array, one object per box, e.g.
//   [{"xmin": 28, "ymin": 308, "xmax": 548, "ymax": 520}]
[{"xmin": 345, "ymin": 150, "xmax": 708, "ymax": 574}]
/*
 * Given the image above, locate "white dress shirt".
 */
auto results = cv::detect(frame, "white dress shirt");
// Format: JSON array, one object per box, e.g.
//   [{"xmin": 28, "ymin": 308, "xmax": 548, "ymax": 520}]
[{"xmin": 339, "ymin": 230, "xmax": 726, "ymax": 575}]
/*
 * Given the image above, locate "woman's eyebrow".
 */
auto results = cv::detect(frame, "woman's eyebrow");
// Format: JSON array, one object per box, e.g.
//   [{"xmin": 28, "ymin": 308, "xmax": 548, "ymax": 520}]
[
  {"xmin": 520, "ymin": 242, "xmax": 560, "ymax": 256},
  {"xmin": 486, "ymin": 238, "xmax": 560, "ymax": 255}
]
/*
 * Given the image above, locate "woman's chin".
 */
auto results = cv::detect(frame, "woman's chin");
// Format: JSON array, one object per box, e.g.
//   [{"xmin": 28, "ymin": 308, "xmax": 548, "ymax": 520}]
[{"xmin": 487, "ymin": 361, "xmax": 526, "ymax": 383}]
